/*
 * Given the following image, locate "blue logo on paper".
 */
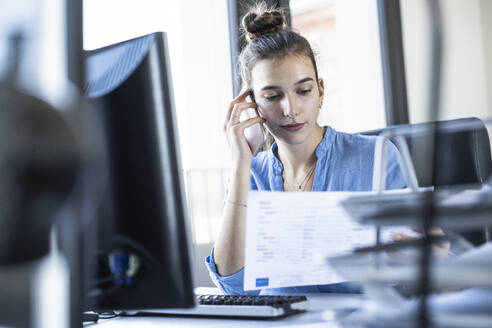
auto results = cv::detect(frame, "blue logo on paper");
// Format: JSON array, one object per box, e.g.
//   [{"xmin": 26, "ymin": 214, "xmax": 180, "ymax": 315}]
[{"xmin": 255, "ymin": 277, "xmax": 269, "ymax": 287}]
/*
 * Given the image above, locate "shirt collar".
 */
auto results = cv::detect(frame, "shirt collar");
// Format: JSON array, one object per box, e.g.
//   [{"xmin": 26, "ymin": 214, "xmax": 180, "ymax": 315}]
[
  {"xmin": 315, "ymin": 125, "xmax": 335, "ymax": 159},
  {"xmin": 267, "ymin": 125, "xmax": 335, "ymax": 173}
]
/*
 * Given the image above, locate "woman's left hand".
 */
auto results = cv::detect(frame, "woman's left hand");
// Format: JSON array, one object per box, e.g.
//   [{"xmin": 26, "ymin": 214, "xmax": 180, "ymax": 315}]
[{"xmin": 392, "ymin": 227, "xmax": 451, "ymax": 258}]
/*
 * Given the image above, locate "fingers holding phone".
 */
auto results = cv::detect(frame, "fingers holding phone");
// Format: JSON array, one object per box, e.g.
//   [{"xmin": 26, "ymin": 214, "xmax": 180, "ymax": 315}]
[
  {"xmin": 224, "ymin": 89, "xmax": 265, "ymax": 167},
  {"xmin": 242, "ymin": 90, "xmax": 266, "ymax": 156}
]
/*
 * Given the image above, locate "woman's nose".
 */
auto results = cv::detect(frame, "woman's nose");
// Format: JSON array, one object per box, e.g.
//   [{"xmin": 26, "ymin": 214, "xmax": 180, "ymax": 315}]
[{"xmin": 281, "ymin": 95, "xmax": 298, "ymax": 118}]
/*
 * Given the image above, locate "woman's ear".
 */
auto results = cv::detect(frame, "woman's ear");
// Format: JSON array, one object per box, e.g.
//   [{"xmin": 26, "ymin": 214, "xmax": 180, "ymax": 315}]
[{"xmin": 317, "ymin": 78, "xmax": 325, "ymax": 108}]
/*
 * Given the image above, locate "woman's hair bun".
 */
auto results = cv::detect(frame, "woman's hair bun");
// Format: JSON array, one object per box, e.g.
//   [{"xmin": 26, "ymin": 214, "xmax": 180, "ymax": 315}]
[{"xmin": 241, "ymin": 4, "xmax": 286, "ymax": 42}]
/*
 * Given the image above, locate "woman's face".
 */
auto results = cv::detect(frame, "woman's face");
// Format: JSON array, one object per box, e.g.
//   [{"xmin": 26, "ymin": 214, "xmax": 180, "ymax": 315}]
[{"xmin": 251, "ymin": 54, "xmax": 324, "ymax": 146}]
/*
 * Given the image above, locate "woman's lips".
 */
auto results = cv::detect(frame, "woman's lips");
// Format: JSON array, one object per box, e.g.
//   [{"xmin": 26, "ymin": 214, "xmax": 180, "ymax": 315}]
[{"xmin": 281, "ymin": 123, "xmax": 304, "ymax": 132}]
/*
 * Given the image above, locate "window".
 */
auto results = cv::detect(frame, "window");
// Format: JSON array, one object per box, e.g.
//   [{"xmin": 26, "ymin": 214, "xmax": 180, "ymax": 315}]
[{"xmin": 290, "ymin": 0, "xmax": 386, "ymax": 133}]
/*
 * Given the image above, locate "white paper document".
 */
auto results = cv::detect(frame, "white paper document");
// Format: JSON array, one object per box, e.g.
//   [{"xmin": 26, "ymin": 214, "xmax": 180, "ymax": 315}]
[{"xmin": 244, "ymin": 191, "xmax": 403, "ymax": 291}]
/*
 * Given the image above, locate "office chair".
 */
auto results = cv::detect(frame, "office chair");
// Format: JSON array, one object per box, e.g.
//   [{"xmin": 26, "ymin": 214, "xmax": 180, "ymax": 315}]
[{"xmin": 360, "ymin": 117, "xmax": 492, "ymax": 245}]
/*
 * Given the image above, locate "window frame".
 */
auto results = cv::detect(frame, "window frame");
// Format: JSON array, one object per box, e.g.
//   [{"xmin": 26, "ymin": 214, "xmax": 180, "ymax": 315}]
[{"xmin": 377, "ymin": 0, "xmax": 410, "ymax": 126}]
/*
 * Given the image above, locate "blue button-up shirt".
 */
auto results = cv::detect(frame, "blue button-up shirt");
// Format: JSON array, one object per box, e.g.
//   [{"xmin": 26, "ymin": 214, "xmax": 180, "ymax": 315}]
[{"xmin": 206, "ymin": 126, "xmax": 407, "ymax": 295}]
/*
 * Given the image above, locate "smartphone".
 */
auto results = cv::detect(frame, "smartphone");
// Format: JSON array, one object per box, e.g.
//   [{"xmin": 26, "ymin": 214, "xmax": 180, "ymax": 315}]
[{"xmin": 239, "ymin": 90, "xmax": 266, "ymax": 156}]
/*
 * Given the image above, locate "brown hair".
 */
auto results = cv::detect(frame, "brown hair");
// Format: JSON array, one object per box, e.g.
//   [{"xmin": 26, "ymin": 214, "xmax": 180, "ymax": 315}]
[{"xmin": 239, "ymin": 3, "xmax": 319, "ymax": 90}]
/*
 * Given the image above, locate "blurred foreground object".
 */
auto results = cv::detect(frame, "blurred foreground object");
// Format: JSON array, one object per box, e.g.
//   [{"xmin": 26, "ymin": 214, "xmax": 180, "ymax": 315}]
[
  {"xmin": 0, "ymin": 82, "xmax": 105, "ymax": 327},
  {"xmin": 0, "ymin": 83, "xmax": 80, "ymax": 265}
]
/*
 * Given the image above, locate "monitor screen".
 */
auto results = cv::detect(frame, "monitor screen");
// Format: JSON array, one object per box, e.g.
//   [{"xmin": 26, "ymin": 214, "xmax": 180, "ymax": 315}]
[{"xmin": 84, "ymin": 32, "xmax": 194, "ymax": 311}]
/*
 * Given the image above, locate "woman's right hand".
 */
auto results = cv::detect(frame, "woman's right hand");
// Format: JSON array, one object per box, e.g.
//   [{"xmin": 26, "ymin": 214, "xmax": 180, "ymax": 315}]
[{"xmin": 223, "ymin": 89, "xmax": 265, "ymax": 168}]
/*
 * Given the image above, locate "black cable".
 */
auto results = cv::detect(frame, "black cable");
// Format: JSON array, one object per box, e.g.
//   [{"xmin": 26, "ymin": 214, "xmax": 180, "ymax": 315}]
[
  {"xmin": 97, "ymin": 311, "xmax": 119, "ymax": 320},
  {"xmin": 82, "ymin": 313, "xmax": 99, "ymax": 324},
  {"xmin": 83, "ymin": 311, "xmax": 120, "ymax": 324}
]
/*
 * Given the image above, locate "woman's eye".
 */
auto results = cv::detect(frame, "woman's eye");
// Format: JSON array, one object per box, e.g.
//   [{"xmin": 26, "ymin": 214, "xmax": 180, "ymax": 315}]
[
  {"xmin": 265, "ymin": 95, "xmax": 280, "ymax": 101},
  {"xmin": 299, "ymin": 89, "xmax": 312, "ymax": 95}
]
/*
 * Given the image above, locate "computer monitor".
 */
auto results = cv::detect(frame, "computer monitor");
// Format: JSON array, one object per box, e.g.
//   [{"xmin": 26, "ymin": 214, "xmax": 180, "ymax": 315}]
[{"xmin": 84, "ymin": 32, "xmax": 195, "ymax": 311}]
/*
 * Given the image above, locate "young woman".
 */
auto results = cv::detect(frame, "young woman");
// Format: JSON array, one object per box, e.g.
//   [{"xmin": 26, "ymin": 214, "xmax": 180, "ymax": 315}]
[{"xmin": 206, "ymin": 4, "xmax": 408, "ymax": 295}]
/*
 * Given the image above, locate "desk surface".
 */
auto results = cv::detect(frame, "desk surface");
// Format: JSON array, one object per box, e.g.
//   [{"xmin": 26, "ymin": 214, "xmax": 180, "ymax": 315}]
[{"xmin": 92, "ymin": 293, "xmax": 364, "ymax": 328}]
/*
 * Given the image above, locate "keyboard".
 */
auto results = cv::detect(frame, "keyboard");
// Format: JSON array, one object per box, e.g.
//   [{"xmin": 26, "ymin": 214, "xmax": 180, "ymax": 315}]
[{"xmin": 140, "ymin": 294, "xmax": 309, "ymax": 318}]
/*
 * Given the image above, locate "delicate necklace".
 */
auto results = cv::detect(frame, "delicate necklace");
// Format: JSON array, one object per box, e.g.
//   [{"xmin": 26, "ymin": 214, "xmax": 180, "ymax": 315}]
[{"xmin": 283, "ymin": 163, "xmax": 316, "ymax": 191}]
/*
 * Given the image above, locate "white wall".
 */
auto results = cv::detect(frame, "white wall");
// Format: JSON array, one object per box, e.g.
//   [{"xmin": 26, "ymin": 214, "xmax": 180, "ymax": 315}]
[
  {"xmin": 481, "ymin": 0, "xmax": 492, "ymax": 117},
  {"xmin": 401, "ymin": 0, "xmax": 491, "ymax": 123}
]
